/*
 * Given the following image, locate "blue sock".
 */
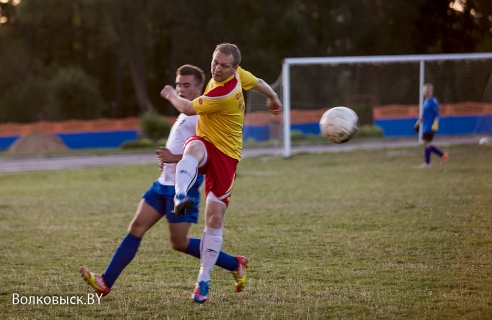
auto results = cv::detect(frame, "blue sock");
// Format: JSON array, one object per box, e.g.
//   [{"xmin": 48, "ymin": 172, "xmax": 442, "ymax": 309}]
[
  {"xmin": 429, "ymin": 145, "xmax": 443, "ymax": 157},
  {"xmin": 185, "ymin": 238, "xmax": 239, "ymax": 271},
  {"xmin": 102, "ymin": 233, "xmax": 141, "ymax": 288},
  {"xmin": 424, "ymin": 147, "xmax": 431, "ymax": 164}
]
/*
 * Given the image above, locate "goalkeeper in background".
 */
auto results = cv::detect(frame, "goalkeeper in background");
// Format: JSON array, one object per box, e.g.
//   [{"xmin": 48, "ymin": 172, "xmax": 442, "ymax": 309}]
[{"xmin": 414, "ymin": 83, "xmax": 448, "ymax": 168}]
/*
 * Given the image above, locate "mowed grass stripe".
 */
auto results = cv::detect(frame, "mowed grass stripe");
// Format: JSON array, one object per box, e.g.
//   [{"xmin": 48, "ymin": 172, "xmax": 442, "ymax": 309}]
[{"xmin": 1, "ymin": 144, "xmax": 491, "ymax": 319}]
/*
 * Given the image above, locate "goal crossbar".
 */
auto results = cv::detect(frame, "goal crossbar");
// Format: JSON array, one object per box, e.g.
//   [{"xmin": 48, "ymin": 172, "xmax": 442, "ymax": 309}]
[
  {"xmin": 282, "ymin": 52, "xmax": 492, "ymax": 157},
  {"xmin": 283, "ymin": 52, "xmax": 492, "ymax": 65}
]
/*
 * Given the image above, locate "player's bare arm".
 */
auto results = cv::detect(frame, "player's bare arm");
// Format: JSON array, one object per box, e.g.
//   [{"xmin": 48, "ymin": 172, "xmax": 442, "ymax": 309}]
[
  {"xmin": 160, "ymin": 85, "xmax": 196, "ymax": 115},
  {"xmin": 252, "ymin": 79, "xmax": 282, "ymax": 115},
  {"xmin": 156, "ymin": 146, "xmax": 182, "ymax": 164}
]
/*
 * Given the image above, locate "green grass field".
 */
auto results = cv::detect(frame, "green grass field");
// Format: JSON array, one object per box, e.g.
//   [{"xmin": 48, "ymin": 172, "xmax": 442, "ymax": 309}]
[{"xmin": 1, "ymin": 144, "xmax": 491, "ymax": 319}]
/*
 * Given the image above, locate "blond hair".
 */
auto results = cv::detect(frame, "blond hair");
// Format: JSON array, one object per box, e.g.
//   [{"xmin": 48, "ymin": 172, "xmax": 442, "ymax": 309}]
[
  {"xmin": 423, "ymin": 83, "xmax": 433, "ymax": 90},
  {"xmin": 214, "ymin": 43, "xmax": 241, "ymax": 67}
]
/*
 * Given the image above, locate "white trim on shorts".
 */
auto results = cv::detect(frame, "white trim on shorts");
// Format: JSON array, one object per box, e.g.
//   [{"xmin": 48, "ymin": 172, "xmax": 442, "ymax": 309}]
[{"xmin": 206, "ymin": 191, "xmax": 227, "ymax": 206}]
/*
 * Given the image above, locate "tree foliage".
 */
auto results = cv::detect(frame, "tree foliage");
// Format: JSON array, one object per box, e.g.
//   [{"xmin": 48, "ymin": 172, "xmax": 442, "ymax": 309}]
[
  {"xmin": 0, "ymin": 0, "xmax": 491, "ymax": 122},
  {"xmin": 49, "ymin": 67, "xmax": 107, "ymax": 120},
  {"xmin": 139, "ymin": 110, "xmax": 172, "ymax": 143},
  {"xmin": 0, "ymin": 76, "xmax": 49, "ymax": 123}
]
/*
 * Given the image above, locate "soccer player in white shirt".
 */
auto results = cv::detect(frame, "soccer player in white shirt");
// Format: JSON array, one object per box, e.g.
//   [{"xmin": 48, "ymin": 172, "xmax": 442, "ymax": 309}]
[{"xmin": 79, "ymin": 65, "xmax": 246, "ymax": 297}]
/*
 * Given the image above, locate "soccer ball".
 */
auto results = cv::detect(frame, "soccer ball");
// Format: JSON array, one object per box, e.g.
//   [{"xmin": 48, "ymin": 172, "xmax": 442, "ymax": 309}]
[
  {"xmin": 319, "ymin": 106, "xmax": 359, "ymax": 144},
  {"xmin": 478, "ymin": 137, "xmax": 489, "ymax": 145}
]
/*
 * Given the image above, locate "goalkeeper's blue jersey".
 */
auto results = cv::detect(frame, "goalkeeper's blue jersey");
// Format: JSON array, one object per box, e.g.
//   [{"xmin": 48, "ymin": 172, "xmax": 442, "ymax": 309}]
[{"xmin": 422, "ymin": 97, "xmax": 439, "ymax": 133}]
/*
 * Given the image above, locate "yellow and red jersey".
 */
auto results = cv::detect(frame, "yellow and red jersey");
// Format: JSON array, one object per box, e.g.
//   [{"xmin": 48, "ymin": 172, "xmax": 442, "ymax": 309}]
[{"xmin": 192, "ymin": 67, "xmax": 258, "ymax": 160}]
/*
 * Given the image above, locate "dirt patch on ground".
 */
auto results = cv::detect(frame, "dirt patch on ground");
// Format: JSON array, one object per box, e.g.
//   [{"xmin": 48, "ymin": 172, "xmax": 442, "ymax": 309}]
[{"xmin": 8, "ymin": 131, "xmax": 69, "ymax": 154}]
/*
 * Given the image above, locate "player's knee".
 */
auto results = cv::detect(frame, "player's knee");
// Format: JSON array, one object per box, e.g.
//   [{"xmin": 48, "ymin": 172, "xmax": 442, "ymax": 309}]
[
  {"xmin": 205, "ymin": 215, "xmax": 223, "ymax": 229},
  {"xmin": 184, "ymin": 141, "xmax": 205, "ymax": 162},
  {"xmin": 128, "ymin": 219, "xmax": 147, "ymax": 238},
  {"xmin": 170, "ymin": 238, "xmax": 188, "ymax": 252},
  {"xmin": 185, "ymin": 140, "xmax": 202, "ymax": 152}
]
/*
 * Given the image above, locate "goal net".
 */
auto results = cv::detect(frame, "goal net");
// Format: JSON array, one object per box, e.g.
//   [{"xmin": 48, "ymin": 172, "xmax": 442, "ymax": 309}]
[{"xmin": 245, "ymin": 53, "xmax": 492, "ymax": 157}]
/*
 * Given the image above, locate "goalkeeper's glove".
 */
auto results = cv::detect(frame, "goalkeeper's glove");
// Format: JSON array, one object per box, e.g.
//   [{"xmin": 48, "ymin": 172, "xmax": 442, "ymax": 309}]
[
  {"xmin": 414, "ymin": 120, "xmax": 420, "ymax": 133},
  {"xmin": 432, "ymin": 119, "xmax": 439, "ymax": 131}
]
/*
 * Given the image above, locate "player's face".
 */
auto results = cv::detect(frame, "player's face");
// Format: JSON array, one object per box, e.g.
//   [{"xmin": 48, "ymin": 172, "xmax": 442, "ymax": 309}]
[
  {"xmin": 211, "ymin": 51, "xmax": 237, "ymax": 82},
  {"xmin": 423, "ymin": 86, "xmax": 433, "ymax": 99},
  {"xmin": 175, "ymin": 74, "xmax": 202, "ymax": 101}
]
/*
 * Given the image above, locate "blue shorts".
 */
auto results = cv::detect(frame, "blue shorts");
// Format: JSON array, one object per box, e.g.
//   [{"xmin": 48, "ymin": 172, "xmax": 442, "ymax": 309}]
[{"xmin": 141, "ymin": 175, "xmax": 203, "ymax": 224}]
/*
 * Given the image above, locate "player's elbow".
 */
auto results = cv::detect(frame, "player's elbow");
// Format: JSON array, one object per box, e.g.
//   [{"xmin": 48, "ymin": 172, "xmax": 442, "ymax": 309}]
[
  {"xmin": 254, "ymin": 79, "xmax": 278, "ymax": 100},
  {"xmin": 182, "ymin": 108, "xmax": 196, "ymax": 116},
  {"xmin": 181, "ymin": 102, "xmax": 196, "ymax": 116}
]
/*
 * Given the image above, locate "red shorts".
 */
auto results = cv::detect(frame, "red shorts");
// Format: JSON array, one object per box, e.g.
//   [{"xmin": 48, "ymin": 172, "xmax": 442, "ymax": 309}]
[{"xmin": 184, "ymin": 136, "xmax": 238, "ymax": 207}]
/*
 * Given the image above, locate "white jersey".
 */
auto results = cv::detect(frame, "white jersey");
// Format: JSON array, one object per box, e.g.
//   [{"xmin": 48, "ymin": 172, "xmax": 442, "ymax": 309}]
[{"xmin": 157, "ymin": 114, "xmax": 198, "ymax": 186}]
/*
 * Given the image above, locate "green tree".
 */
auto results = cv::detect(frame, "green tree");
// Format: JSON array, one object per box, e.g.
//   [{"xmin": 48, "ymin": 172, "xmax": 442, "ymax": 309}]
[
  {"xmin": 102, "ymin": 0, "xmax": 155, "ymax": 113},
  {"xmin": 1, "ymin": 0, "xmax": 491, "ymax": 124},
  {"xmin": 0, "ymin": 76, "xmax": 50, "ymax": 123},
  {"xmin": 139, "ymin": 110, "xmax": 171, "ymax": 143},
  {"xmin": 413, "ymin": 0, "xmax": 492, "ymax": 53},
  {"xmin": 49, "ymin": 67, "xmax": 107, "ymax": 120}
]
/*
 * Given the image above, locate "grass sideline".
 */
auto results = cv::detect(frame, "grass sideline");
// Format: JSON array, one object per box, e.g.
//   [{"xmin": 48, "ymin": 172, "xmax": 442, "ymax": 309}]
[{"xmin": 1, "ymin": 144, "xmax": 491, "ymax": 319}]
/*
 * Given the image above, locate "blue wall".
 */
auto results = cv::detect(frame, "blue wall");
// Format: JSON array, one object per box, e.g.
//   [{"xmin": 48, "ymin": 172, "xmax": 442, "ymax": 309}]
[
  {"xmin": 0, "ymin": 126, "xmax": 274, "ymax": 150},
  {"xmin": 1, "ymin": 115, "xmax": 490, "ymax": 150},
  {"xmin": 59, "ymin": 131, "xmax": 139, "ymax": 149},
  {"xmin": 0, "ymin": 136, "xmax": 17, "ymax": 150},
  {"xmin": 375, "ymin": 115, "xmax": 492, "ymax": 137},
  {"xmin": 243, "ymin": 125, "xmax": 270, "ymax": 142},
  {"xmin": 0, "ymin": 130, "xmax": 138, "ymax": 151},
  {"xmin": 243, "ymin": 115, "xmax": 492, "ymax": 141},
  {"xmin": 243, "ymin": 123, "xmax": 322, "ymax": 142}
]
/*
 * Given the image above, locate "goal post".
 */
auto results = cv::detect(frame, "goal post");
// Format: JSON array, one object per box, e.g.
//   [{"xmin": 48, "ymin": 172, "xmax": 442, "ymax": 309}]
[{"xmin": 245, "ymin": 52, "xmax": 492, "ymax": 158}]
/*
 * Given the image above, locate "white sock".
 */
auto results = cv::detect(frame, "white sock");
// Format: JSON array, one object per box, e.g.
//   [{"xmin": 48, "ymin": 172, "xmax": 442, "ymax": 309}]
[
  {"xmin": 175, "ymin": 155, "xmax": 198, "ymax": 196},
  {"xmin": 197, "ymin": 226, "xmax": 223, "ymax": 283}
]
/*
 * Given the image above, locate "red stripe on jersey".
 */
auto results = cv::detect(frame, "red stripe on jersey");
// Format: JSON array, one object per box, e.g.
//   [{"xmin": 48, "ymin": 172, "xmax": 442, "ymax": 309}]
[{"xmin": 205, "ymin": 76, "xmax": 238, "ymax": 98}]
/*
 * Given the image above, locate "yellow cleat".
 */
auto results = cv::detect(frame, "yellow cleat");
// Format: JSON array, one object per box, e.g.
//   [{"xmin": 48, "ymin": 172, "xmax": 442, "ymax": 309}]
[
  {"xmin": 79, "ymin": 265, "xmax": 111, "ymax": 296},
  {"xmin": 231, "ymin": 256, "xmax": 248, "ymax": 293}
]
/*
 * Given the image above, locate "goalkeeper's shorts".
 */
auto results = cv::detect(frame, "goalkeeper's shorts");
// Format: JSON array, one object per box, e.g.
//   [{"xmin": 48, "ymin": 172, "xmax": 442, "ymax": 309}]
[{"xmin": 422, "ymin": 133, "xmax": 435, "ymax": 142}]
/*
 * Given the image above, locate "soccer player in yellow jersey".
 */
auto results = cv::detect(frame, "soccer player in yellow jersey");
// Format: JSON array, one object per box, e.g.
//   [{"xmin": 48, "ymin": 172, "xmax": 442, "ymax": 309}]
[{"xmin": 161, "ymin": 43, "xmax": 282, "ymax": 303}]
